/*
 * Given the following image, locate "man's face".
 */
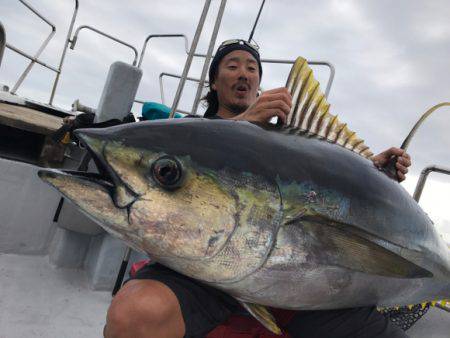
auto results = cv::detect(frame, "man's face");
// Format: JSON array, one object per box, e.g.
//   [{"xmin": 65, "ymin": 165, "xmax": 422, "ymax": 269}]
[{"xmin": 212, "ymin": 50, "xmax": 260, "ymax": 114}]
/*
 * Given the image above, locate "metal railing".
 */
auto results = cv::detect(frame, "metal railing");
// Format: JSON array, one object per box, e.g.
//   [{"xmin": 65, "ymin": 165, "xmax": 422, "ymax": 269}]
[
  {"xmin": 158, "ymin": 72, "xmax": 207, "ymax": 106},
  {"xmin": 261, "ymin": 58, "xmax": 335, "ymax": 99},
  {"xmin": 169, "ymin": 0, "xmax": 212, "ymax": 118},
  {"xmin": 49, "ymin": 0, "xmax": 79, "ymax": 104},
  {"xmin": 132, "ymin": 1, "xmax": 335, "ymax": 116},
  {"xmin": 5, "ymin": 0, "xmax": 336, "ymax": 116},
  {"xmin": 413, "ymin": 165, "xmax": 450, "ymax": 202},
  {"xmin": 191, "ymin": 0, "xmax": 227, "ymax": 114},
  {"xmin": 155, "ymin": 58, "xmax": 335, "ymax": 115},
  {"xmin": 2, "ymin": 1, "xmax": 79, "ymax": 104},
  {"xmin": 138, "ymin": 34, "xmax": 189, "ymax": 68},
  {"xmin": 6, "ymin": 0, "xmax": 57, "ymax": 94},
  {"xmin": 70, "ymin": 25, "xmax": 139, "ymax": 66},
  {"xmin": 187, "ymin": 56, "xmax": 335, "ymax": 114}
]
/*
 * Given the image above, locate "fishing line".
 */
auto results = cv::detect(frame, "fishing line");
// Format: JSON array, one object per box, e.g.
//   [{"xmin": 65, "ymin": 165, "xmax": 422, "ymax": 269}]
[{"xmin": 248, "ymin": 0, "xmax": 266, "ymax": 43}]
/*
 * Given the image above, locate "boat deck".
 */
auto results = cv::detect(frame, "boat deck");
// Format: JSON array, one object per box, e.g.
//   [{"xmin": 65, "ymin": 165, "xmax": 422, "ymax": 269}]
[
  {"xmin": 0, "ymin": 254, "xmax": 110, "ymax": 338},
  {"xmin": 1, "ymin": 253, "xmax": 449, "ymax": 338}
]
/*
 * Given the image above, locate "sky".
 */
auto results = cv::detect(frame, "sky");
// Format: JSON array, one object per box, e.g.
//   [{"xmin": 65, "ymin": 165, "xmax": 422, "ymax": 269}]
[{"xmin": 1, "ymin": 0, "xmax": 450, "ymax": 242}]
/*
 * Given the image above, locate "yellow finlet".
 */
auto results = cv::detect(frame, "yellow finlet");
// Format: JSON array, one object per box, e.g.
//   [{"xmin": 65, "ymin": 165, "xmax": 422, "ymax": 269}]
[
  {"xmin": 285, "ymin": 57, "xmax": 373, "ymax": 159},
  {"xmin": 239, "ymin": 301, "xmax": 283, "ymax": 335}
]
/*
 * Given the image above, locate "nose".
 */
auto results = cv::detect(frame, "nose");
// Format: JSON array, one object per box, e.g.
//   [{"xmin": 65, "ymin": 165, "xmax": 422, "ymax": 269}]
[{"xmin": 237, "ymin": 65, "xmax": 249, "ymax": 80}]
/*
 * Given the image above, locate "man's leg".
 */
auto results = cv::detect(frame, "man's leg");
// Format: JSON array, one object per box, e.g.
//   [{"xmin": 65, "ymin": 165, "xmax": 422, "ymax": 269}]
[
  {"xmin": 285, "ymin": 306, "xmax": 408, "ymax": 338},
  {"xmin": 104, "ymin": 263, "xmax": 241, "ymax": 338},
  {"xmin": 104, "ymin": 279, "xmax": 185, "ymax": 338}
]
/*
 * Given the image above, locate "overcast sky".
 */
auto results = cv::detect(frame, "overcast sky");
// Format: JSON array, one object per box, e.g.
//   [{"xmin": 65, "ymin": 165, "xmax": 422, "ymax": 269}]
[{"xmin": 1, "ymin": 0, "xmax": 450, "ymax": 242}]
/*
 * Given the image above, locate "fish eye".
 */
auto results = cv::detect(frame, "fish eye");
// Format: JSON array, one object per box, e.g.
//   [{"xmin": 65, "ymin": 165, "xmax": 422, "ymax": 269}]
[{"xmin": 151, "ymin": 156, "xmax": 183, "ymax": 189}]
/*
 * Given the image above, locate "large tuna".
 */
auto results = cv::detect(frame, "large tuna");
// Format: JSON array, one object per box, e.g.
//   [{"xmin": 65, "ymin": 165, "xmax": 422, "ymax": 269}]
[{"xmin": 38, "ymin": 58, "xmax": 450, "ymax": 333}]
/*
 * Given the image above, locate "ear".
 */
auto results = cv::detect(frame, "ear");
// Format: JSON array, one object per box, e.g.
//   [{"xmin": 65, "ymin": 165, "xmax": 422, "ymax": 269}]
[{"xmin": 211, "ymin": 82, "xmax": 217, "ymax": 91}]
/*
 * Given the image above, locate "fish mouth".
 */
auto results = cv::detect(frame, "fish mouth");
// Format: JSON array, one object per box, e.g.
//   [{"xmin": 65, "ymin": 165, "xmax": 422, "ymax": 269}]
[
  {"xmin": 38, "ymin": 128, "xmax": 138, "ymax": 229},
  {"xmin": 38, "ymin": 168, "xmax": 131, "ymax": 236}
]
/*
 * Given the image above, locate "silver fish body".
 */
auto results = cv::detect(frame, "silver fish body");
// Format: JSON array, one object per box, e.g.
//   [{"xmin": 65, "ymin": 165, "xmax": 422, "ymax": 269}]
[{"xmin": 39, "ymin": 118, "xmax": 450, "ymax": 310}]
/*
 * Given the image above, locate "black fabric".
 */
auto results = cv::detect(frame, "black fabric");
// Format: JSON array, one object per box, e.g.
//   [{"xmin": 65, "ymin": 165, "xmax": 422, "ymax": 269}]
[
  {"xmin": 51, "ymin": 112, "xmax": 95, "ymax": 143},
  {"xmin": 129, "ymin": 263, "xmax": 408, "ymax": 338},
  {"xmin": 286, "ymin": 307, "xmax": 408, "ymax": 338},
  {"xmin": 51, "ymin": 112, "xmax": 136, "ymax": 144},
  {"xmin": 131, "ymin": 263, "xmax": 242, "ymax": 338}
]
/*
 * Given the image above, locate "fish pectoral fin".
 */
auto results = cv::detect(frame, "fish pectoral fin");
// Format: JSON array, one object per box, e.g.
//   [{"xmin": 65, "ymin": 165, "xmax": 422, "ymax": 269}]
[
  {"xmin": 302, "ymin": 220, "xmax": 433, "ymax": 278},
  {"xmin": 238, "ymin": 301, "xmax": 282, "ymax": 335}
]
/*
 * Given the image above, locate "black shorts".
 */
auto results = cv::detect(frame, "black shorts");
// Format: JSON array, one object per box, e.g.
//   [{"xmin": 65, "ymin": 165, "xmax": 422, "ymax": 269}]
[
  {"xmin": 130, "ymin": 263, "xmax": 407, "ymax": 338},
  {"xmin": 131, "ymin": 263, "xmax": 242, "ymax": 337}
]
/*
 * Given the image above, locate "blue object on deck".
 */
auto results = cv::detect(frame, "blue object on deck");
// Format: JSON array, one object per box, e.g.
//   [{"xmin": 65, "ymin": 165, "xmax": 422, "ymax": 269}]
[{"xmin": 141, "ymin": 102, "xmax": 184, "ymax": 120}]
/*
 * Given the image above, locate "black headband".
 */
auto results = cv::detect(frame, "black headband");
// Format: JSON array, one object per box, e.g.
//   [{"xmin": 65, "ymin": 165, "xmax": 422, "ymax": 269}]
[{"xmin": 208, "ymin": 40, "xmax": 262, "ymax": 85}]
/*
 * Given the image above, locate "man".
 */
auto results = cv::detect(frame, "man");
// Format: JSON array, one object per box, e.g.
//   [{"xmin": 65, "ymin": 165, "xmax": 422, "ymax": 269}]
[{"xmin": 105, "ymin": 39, "xmax": 411, "ymax": 338}]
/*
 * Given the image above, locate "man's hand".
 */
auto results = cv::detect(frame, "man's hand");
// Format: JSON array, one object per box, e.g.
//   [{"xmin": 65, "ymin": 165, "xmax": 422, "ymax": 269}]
[
  {"xmin": 372, "ymin": 147, "xmax": 411, "ymax": 182},
  {"xmin": 232, "ymin": 87, "xmax": 292, "ymax": 124}
]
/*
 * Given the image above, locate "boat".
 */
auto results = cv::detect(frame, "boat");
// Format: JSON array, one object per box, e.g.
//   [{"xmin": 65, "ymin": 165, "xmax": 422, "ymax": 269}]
[{"xmin": 1, "ymin": 1, "xmax": 449, "ymax": 337}]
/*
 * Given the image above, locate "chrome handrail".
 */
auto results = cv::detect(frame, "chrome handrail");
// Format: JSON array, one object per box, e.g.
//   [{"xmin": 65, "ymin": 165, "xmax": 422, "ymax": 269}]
[
  {"xmin": 169, "ymin": 0, "xmax": 212, "ymax": 118},
  {"xmin": 8, "ymin": 0, "xmax": 57, "ymax": 94},
  {"xmin": 49, "ymin": 0, "xmax": 79, "ymax": 105},
  {"xmin": 1, "ymin": 1, "xmax": 79, "ymax": 104},
  {"xmin": 4, "ymin": 43, "xmax": 59, "ymax": 72},
  {"xmin": 191, "ymin": 0, "xmax": 227, "ymax": 115},
  {"xmin": 188, "ymin": 53, "xmax": 335, "ymax": 99},
  {"xmin": 413, "ymin": 165, "xmax": 450, "ymax": 202},
  {"xmin": 18, "ymin": 0, "xmax": 55, "ymax": 27},
  {"xmin": 138, "ymin": 34, "xmax": 189, "ymax": 68},
  {"xmin": 70, "ymin": 25, "xmax": 139, "ymax": 66},
  {"xmin": 259, "ymin": 58, "xmax": 335, "ymax": 99},
  {"xmin": 158, "ymin": 72, "xmax": 208, "ymax": 105}
]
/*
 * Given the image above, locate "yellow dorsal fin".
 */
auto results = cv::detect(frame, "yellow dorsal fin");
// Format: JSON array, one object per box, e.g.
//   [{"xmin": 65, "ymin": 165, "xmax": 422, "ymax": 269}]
[{"xmin": 285, "ymin": 57, "xmax": 373, "ymax": 159}]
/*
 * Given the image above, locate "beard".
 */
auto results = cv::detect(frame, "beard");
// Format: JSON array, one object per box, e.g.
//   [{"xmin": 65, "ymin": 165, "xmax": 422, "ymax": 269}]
[{"xmin": 228, "ymin": 103, "xmax": 249, "ymax": 115}]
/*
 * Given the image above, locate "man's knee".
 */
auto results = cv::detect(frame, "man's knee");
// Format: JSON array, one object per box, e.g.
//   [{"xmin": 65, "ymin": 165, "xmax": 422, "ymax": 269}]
[{"xmin": 105, "ymin": 279, "xmax": 185, "ymax": 338}]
